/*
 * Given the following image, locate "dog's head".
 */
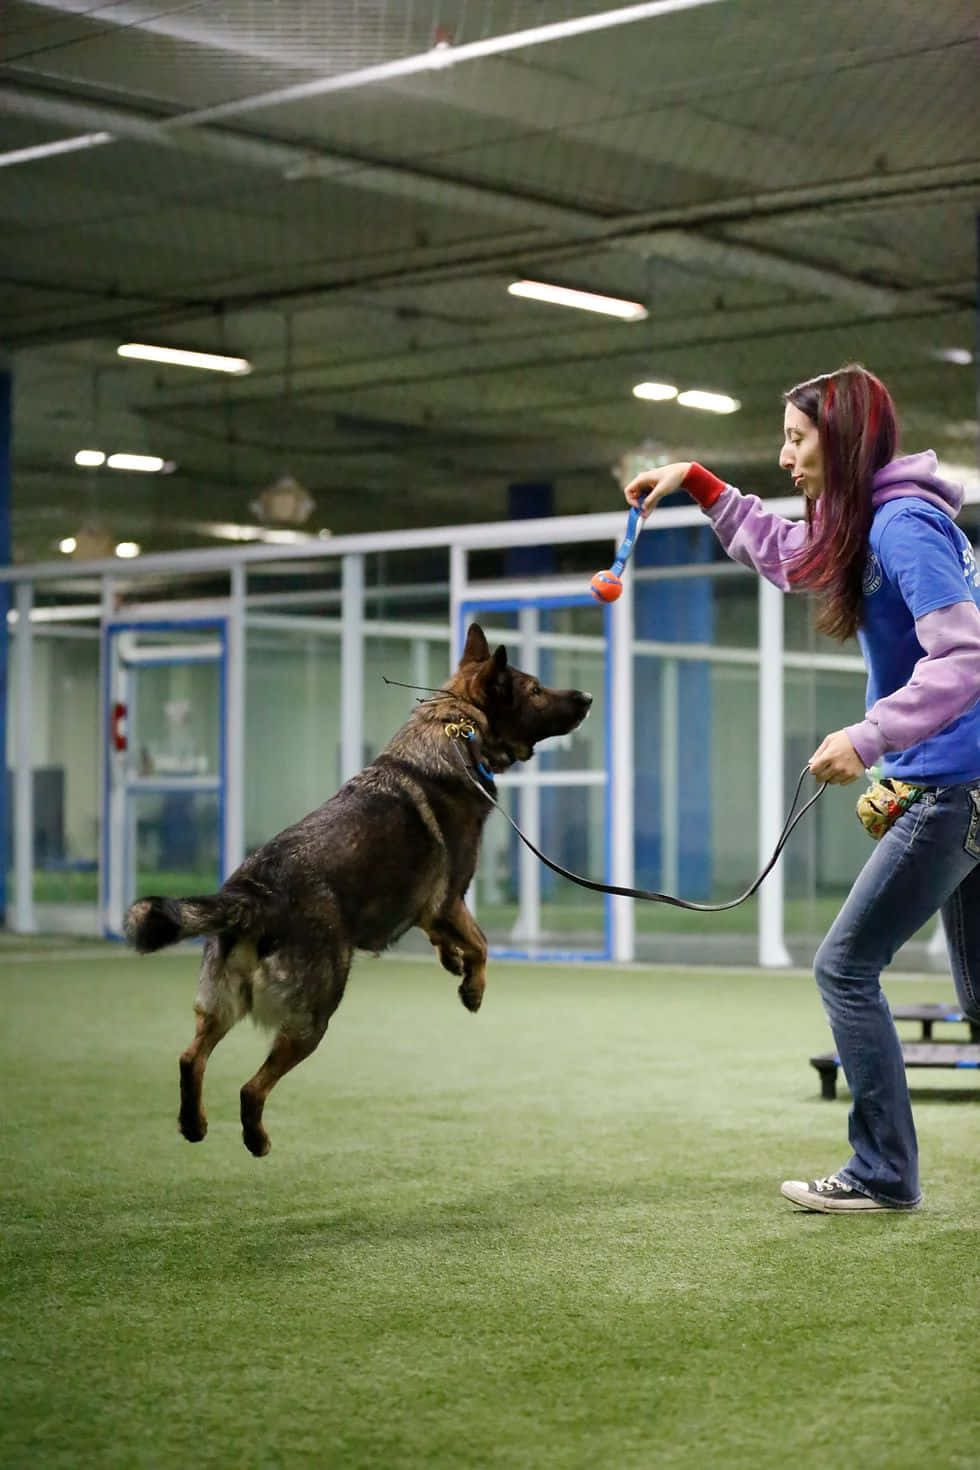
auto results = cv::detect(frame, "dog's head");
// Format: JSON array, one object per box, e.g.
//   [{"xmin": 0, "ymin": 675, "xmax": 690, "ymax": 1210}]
[{"xmin": 450, "ymin": 623, "xmax": 592, "ymax": 769}]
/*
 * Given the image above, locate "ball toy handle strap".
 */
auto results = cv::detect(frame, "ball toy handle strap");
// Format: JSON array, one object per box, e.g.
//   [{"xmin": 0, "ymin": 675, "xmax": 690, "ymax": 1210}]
[{"xmin": 611, "ymin": 506, "xmax": 642, "ymax": 577}]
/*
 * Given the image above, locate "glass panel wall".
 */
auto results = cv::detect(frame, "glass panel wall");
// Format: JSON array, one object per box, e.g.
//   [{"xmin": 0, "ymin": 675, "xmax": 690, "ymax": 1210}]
[
  {"xmin": 633, "ymin": 565, "xmax": 762, "ymax": 963},
  {"xmin": 244, "ymin": 609, "xmax": 342, "ymax": 853},
  {"xmin": 11, "ymin": 585, "xmax": 102, "ymax": 934},
  {"xmin": 130, "ymin": 791, "xmax": 221, "ymax": 902}
]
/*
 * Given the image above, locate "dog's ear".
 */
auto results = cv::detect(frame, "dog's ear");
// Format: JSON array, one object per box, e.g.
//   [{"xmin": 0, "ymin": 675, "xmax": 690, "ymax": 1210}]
[
  {"xmin": 479, "ymin": 644, "xmax": 511, "ymax": 698},
  {"xmin": 470, "ymin": 642, "xmax": 511, "ymax": 700},
  {"xmin": 461, "ymin": 623, "xmax": 490, "ymax": 665}
]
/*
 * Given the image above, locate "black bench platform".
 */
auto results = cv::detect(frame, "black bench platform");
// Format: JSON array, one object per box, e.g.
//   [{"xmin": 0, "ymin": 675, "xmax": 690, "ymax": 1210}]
[
  {"xmin": 810, "ymin": 1003, "xmax": 980, "ymax": 1099},
  {"xmin": 890, "ymin": 1002, "xmax": 980, "ymax": 1042}
]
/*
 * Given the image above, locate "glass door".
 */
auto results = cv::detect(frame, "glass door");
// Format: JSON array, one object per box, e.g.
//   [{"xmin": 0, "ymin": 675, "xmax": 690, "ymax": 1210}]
[{"xmin": 103, "ymin": 620, "xmax": 226, "ymax": 937}]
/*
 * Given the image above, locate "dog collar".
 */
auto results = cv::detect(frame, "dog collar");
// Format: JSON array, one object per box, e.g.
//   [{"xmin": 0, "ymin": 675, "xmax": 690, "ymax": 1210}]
[{"xmin": 445, "ymin": 720, "xmax": 495, "ymax": 787}]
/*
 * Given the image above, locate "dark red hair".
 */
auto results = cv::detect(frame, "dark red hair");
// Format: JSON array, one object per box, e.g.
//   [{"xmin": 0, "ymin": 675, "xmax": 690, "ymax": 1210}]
[{"xmin": 784, "ymin": 364, "xmax": 899, "ymax": 640}]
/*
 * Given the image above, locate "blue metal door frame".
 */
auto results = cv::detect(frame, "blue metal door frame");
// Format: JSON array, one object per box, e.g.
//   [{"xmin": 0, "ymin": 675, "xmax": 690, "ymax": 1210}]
[
  {"xmin": 459, "ymin": 593, "xmax": 612, "ymax": 961},
  {"xmin": 102, "ymin": 617, "xmax": 228, "ymax": 938}
]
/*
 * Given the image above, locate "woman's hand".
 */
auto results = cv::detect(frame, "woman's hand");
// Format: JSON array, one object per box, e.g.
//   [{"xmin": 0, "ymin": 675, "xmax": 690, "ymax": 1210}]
[
  {"xmin": 623, "ymin": 461, "xmax": 692, "ymax": 517},
  {"xmin": 809, "ymin": 730, "xmax": 865, "ymax": 785}
]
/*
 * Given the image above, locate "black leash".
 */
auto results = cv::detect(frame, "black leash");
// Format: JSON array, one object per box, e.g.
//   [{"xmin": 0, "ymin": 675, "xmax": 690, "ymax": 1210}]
[{"xmin": 450, "ymin": 734, "xmax": 827, "ymax": 912}]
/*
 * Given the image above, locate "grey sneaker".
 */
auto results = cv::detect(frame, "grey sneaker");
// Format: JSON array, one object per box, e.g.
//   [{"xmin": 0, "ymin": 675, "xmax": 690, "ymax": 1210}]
[{"xmin": 780, "ymin": 1174, "xmax": 900, "ymax": 1212}]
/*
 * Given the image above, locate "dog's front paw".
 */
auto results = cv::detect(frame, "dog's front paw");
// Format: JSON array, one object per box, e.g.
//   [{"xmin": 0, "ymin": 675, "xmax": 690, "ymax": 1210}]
[{"xmin": 458, "ymin": 976, "xmax": 485, "ymax": 1013}]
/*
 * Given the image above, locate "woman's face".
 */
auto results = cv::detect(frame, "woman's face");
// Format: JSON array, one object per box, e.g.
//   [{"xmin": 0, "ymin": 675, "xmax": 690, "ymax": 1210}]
[{"xmin": 779, "ymin": 401, "xmax": 824, "ymax": 500}]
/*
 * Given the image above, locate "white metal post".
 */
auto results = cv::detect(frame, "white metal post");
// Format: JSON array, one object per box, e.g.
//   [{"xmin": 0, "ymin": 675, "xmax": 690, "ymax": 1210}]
[
  {"xmin": 927, "ymin": 916, "xmax": 949, "ymax": 965},
  {"xmin": 340, "ymin": 553, "xmax": 365, "ymax": 781},
  {"xmin": 13, "ymin": 581, "xmax": 35, "ymax": 933},
  {"xmin": 449, "ymin": 543, "xmax": 467, "ymax": 669},
  {"xmin": 411, "ymin": 638, "xmax": 429, "ymax": 697},
  {"xmin": 512, "ymin": 607, "xmax": 541, "ymax": 944},
  {"xmin": 448, "ymin": 543, "xmax": 477, "ymax": 916},
  {"xmin": 660, "ymin": 657, "xmax": 679, "ymax": 894},
  {"xmin": 99, "ymin": 576, "xmax": 114, "ymax": 933},
  {"xmin": 610, "ymin": 571, "xmax": 635, "ymax": 963},
  {"xmin": 758, "ymin": 578, "xmax": 791, "ymax": 966},
  {"xmin": 104, "ymin": 631, "xmax": 130, "ymax": 936},
  {"xmin": 224, "ymin": 563, "xmax": 246, "ymax": 877}
]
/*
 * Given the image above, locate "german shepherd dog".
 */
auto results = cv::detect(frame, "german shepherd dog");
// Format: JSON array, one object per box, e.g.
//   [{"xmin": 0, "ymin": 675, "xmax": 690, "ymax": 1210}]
[{"xmin": 124, "ymin": 624, "xmax": 591, "ymax": 1156}]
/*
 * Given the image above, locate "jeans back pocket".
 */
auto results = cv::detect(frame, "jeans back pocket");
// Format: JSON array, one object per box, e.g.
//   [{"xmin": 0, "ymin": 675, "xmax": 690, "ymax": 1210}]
[{"xmin": 966, "ymin": 787, "xmax": 980, "ymax": 860}]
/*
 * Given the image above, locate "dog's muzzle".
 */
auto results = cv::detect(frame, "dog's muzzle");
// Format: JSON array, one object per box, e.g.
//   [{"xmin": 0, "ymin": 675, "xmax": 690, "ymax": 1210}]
[{"xmin": 571, "ymin": 691, "xmax": 593, "ymax": 725}]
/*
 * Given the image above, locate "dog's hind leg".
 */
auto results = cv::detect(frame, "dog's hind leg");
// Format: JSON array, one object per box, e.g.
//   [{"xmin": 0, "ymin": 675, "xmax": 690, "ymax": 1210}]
[
  {"xmin": 178, "ymin": 937, "xmax": 248, "ymax": 1142},
  {"xmin": 239, "ymin": 1026, "xmax": 326, "ymax": 1157},
  {"xmin": 239, "ymin": 942, "xmax": 352, "ymax": 1157},
  {"xmin": 426, "ymin": 896, "xmax": 488, "ymax": 1013},
  {"xmin": 179, "ymin": 1008, "xmax": 233, "ymax": 1142}
]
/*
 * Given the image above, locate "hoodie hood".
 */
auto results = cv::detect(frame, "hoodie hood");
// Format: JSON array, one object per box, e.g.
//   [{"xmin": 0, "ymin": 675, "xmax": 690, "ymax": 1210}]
[{"xmin": 872, "ymin": 450, "xmax": 964, "ymax": 517}]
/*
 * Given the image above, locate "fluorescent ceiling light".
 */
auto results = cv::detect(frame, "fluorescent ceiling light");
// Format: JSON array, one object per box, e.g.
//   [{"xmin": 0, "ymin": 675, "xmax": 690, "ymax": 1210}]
[
  {"xmin": 106, "ymin": 453, "xmax": 168, "ymax": 473},
  {"xmin": 677, "ymin": 389, "xmax": 741, "ymax": 414},
  {"xmin": 114, "ymin": 542, "xmax": 141, "ymax": 559},
  {"xmin": 244, "ymin": 527, "xmax": 316, "ymax": 545},
  {"xmin": 508, "ymin": 280, "xmax": 648, "ymax": 321},
  {"xmin": 58, "ymin": 537, "xmax": 77, "ymax": 554},
  {"xmin": 633, "ymin": 381, "xmax": 678, "ymax": 401},
  {"xmin": 0, "ymin": 131, "xmax": 113, "ymax": 170},
  {"xmin": 200, "ymin": 521, "xmax": 325, "ymax": 545},
  {"xmin": 74, "ymin": 449, "xmax": 106, "ymax": 467},
  {"xmin": 935, "ymin": 347, "xmax": 973, "ymax": 366},
  {"xmin": 117, "ymin": 343, "xmax": 253, "ymax": 374}
]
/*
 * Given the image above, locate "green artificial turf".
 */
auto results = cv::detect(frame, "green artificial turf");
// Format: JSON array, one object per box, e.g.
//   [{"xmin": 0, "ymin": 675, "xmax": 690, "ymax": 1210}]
[{"xmin": 2, "ymin": 944, "xmax": 977, "ymax": 1469}]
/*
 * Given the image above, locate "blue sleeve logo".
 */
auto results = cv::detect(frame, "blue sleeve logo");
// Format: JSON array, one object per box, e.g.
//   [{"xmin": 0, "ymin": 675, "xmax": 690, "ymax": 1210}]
[
  {"xmin": 862, "ymin": 550, "xmax": 883, "ymax": 596},
  {"xmin": 962, "ymin": 544, "xmax": 979, "ymax": 588}
]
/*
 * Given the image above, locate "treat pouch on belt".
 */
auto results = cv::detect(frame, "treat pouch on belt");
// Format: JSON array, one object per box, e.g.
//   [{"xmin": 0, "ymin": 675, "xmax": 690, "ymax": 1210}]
[{"xmin": 856, "ymin": 778, "xmax": 924, "ymax": 840}]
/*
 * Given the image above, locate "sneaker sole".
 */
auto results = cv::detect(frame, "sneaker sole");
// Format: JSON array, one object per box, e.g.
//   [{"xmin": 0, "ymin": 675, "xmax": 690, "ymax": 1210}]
[{"xmin": 780, "ymin": 1180, "xmax": 891, "ymax": 1212}]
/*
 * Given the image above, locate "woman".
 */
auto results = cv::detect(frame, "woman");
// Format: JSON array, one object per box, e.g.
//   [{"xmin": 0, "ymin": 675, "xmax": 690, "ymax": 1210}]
[{"xmin": 623, "ymin": 363, "xmax": 980, "ymax": 1212}]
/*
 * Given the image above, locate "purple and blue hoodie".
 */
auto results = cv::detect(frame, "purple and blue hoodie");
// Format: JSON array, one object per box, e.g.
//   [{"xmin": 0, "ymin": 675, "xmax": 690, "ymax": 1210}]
[{"xmin": 683, "ymin": 453, "xmax": 980, "ymax": 785}]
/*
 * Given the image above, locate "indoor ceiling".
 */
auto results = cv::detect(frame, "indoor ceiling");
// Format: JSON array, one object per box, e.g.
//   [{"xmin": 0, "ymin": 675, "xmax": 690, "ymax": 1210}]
[{"xmin": 2, "ymin": 0, "xmax": 978, "ymax": 565}]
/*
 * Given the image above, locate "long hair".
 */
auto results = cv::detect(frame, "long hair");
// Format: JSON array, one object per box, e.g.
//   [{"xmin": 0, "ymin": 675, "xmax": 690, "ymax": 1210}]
[{"xmin": 784, "ymin": 364, "xmax": 899, "ymax": 640}]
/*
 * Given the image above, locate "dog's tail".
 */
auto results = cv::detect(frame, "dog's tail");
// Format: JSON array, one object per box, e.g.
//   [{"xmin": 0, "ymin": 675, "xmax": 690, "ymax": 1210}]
[{"xmin": 123, "ymin": 885, "xmax": 266, "ymax": 953}]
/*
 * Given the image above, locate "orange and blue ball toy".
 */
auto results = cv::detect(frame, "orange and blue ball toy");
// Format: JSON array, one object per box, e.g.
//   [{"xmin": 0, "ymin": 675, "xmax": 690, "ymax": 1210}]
[
  {"xmin": 590, "ymin": 569, "xmax": 623, "ymax": 602},
  {"xmin": 590, "ymin": 505, "xmax": 642, "ymax": 604}
]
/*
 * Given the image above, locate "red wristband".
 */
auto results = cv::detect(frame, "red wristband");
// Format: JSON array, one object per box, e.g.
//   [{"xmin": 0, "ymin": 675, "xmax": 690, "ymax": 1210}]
[{"xmin": 683, "ymin": 463, "xmax": 727, "ymax": 509}]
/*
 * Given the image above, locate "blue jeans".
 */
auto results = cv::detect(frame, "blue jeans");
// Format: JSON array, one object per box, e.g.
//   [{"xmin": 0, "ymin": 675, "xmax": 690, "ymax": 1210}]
[{"xmin": 813, "ymin": 780, "xmax": 980, "ymax": 1207}]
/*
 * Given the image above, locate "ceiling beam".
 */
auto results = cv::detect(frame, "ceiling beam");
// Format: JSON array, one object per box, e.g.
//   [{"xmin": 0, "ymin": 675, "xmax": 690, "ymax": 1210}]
[
  {"xmin": 621, "ymin": 230, "xmax": 905, "ymax": 313},
  {"xmin": 0, "ymin": 79, "xmax": 609, "ymax": 238},
  {"xmin": 131, "ymin": 295, "xmax": 971, "ymax": 420},
  {"xmin": 1, "ymin": 81, "xmax": 973, "ymax": 348}
]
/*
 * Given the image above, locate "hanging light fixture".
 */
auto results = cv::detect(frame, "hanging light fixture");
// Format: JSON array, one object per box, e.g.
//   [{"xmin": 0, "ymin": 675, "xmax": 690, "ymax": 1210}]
[
  {"xmin": 249, "ymin": 474, "xmax": 316, "ymax": 525},
  {"xmin": 250, "ymin": 313, "xmax": 316, "ymax": 525}
]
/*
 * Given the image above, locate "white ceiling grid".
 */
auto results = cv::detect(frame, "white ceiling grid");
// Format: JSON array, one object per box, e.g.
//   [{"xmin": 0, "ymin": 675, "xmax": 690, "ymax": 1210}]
[{"xmin": 0, "ymin": 0, "xmax": 977, "ymax": 558}]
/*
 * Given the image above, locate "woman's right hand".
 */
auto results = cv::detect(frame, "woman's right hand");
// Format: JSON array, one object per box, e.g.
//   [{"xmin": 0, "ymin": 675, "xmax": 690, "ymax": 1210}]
[{"xmin": 623, "ymin": 461, "xmax": 692, "ymax": 517}]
